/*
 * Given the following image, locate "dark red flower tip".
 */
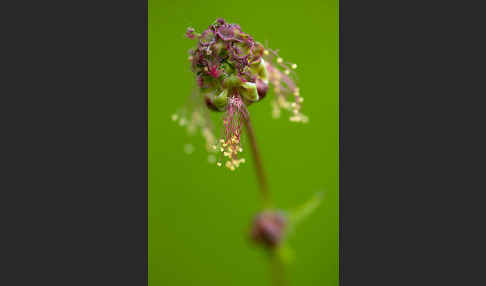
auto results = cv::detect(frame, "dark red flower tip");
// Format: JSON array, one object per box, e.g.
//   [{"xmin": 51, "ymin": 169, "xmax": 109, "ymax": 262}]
[{"xmin": 256, "ymin": 79, "xmax": 269, "ymax": 100}]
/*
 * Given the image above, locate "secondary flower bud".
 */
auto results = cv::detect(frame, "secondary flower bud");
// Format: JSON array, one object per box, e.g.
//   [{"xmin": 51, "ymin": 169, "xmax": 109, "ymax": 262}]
[{"xmin": 250, "ymin": 211, "xmax": 287, "ymax": 248}]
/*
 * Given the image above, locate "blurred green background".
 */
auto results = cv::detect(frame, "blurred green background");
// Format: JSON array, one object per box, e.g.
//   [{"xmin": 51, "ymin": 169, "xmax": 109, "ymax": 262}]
[{"xmin": 149, "ymin": 0, "xmax": 338, "ymax": 285}]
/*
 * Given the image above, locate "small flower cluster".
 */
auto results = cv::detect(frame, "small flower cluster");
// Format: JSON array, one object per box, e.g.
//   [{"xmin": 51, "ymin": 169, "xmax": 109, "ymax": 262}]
[
  {"xmin": 186, "ymin": 18, "xmax": 268, "ymax": 110},
  {"xmin": 181, "ymin": 18, "xmax": 307, "ymax": 170}
]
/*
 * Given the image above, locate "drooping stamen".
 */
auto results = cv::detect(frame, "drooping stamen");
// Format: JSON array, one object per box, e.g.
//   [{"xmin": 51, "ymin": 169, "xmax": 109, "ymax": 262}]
[
  {"xmin": 265, "ymin": 59, "xmax": 307, "ymax": 123},
  {"xmin": 215, "ymin": 95, "xmax": 247, "ymax": 170}
]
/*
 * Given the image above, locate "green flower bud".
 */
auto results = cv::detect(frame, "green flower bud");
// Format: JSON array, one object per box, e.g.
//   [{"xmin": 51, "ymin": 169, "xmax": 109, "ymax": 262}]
[
  {"xmin": 223, "ymin": 75, "xmax": 242, "ymax": 88},
  {"xmin": 257, "ymin": 59, "xmax": 269, "ymax": 81},
  {"xmin": 251, "ymin": 58, "xmax": 268, "ymax": 82},
  {"xmin": 213, "ymin": 89, "xmax": 229, "ymax": 110},
  {"xmin": 241, "ymin": 82, "xmax": 259, "ymax": 102}
]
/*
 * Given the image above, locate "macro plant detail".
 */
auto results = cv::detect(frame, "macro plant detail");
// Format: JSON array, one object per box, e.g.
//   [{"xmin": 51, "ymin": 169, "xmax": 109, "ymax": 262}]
[
  {"xmin": 173, "ymin": 18, "xmax": 308, "ymax": 171},
  {"xmin": 173, "ymin": 19, "xmax": 320, "ymax": 286}
]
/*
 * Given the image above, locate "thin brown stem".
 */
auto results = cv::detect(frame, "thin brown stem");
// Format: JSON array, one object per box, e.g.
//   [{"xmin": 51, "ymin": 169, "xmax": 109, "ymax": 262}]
[
  {"xmin": 242, "ymin": 106, "xmax": 287, "ymax": 285},
  {"xmin": 270, "ymin": 251, "xmax": 287, "ymax": 286},
  {"xmin": 242, "ymin": 114, "xmax": 271, "ymax": 207}
]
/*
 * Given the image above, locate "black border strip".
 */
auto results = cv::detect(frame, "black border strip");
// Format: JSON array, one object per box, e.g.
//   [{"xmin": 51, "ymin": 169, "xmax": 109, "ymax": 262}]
[
  {"xmin": 339, "ymin": 0, "xmax": 343, "ymax": 283},
  {"xmin": 3, "ymin": 1, "xmax": 149, "ymax": 285}
]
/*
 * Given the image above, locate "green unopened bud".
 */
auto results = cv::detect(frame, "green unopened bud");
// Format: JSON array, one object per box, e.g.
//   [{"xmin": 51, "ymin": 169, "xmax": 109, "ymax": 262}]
[
  {"xmin": 213, "ymin": 89, "xmax": 229, "ymax": 110},
  {"xmin": 257, "ymin": 58, "xmax": 269, "ymax": 81},
  {"xmin": 241, "ymin": 82, "xmax": 259, "ymax": 102},
  {"xmin": 223, "ymin": 75, "xmax": 242, "ymax": 88}
]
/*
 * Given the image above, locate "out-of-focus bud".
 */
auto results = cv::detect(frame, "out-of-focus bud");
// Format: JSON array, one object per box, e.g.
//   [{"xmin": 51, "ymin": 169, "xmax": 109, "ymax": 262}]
[{"xmin": 250, "ymin": 211, "xmax": 287, "ymax": 248}]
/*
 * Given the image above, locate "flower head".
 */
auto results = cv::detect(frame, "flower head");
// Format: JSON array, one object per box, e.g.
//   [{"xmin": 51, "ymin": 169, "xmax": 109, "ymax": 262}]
[{"xmin": 180, "ymin": 18, "xmax": 307, "ymax": 169}]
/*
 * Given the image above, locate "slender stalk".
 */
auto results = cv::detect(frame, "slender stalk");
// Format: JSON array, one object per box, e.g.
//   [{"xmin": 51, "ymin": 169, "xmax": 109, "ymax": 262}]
[
  {"xmin": 242, "ymin": 107, "xmax": 286, "ymax": 286},
  {"xmin": 242, "ymin": 114, "xmax": 271, "ymax": 207},
  {"xmin": 271, "ymin": 251, "xmax": 287, "ymax": 286},
  {"xmin": 243, "ymin": 114, "xmax": 287, "ymax": 285}
]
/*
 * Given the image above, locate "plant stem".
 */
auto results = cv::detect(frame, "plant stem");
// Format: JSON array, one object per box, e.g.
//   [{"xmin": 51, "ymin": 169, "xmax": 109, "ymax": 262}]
[
  {"xmin": 271, "ymin": 251, "xmax": 287, "ymax": 286},
  {"xmin": 242, "ymin": 108, "xmax": 286, "ymax": 286},
  {"xmin": 243, "ymin": 114, "xmax": 271, "ymax": 208}
]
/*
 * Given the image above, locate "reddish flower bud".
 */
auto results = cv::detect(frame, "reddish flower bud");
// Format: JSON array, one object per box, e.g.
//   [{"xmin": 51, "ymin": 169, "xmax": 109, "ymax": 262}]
[
  {"xmin": 256, "ymin": 79, "xmax": 269, "ymax": 100},
  {"xmin": 250, "ymin": 211, "xmax": 287, "ymax": 248}
]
